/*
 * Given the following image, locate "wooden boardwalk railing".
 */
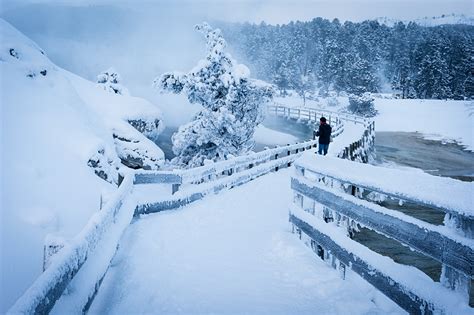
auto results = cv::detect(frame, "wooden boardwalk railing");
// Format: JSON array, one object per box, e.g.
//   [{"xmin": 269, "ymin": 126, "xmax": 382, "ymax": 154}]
[
  {"xmin": 133, "ymin": 103, "xmax": 371, "ymax": 215},
  {"xmin": 269, "ymin": 102, "xmax": 368, "ymax": 125},
  {"xmin": 267, "ymin": 104, "xmax": 345, "ymax": 137},
  {"xmin": 8, "ymin": 175, "xmax": 136, "ymax": 315},
  {"xmin": 267, "ymin": 103, "xmax": 374, "ymax": 162},
  {"xmin": 289, "ymin": 154, "xmax": 473, "ymax": 314},
  {"xmin": 133, "ymin": 139, "xmax": 319, "ymax": 215},
  {"xmin": 8, "ymin": 103, "xmax": 376, "ymax": 314},
  {"xmin": 337, "ymin": 120, "xmax": 375, "ymax": 163}
]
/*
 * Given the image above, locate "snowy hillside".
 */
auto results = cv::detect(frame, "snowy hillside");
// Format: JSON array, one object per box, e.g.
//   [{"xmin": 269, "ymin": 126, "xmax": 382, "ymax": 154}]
[
  {"xmin": 0, "ymin": 19, "xmax": 164, "ymax": 312},
  {"xmin": 376, "ymin": 13, "xmax": 474, "ymax": 27},
  {"xmin": 1, "ymin": 3, "xmax": 206, "ymax": 127}
]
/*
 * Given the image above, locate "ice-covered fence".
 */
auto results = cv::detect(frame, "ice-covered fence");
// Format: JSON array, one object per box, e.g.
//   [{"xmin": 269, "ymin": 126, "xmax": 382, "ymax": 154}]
[
  {"xmin": 267, "ymin": 104, "xmax": 345, "ymax": 137},
  {"xmin": 267, "ymin": 104, "xmax": 375, "ymax": 162},
  {"xmin": 133, "ymin": 104, "xmax": 376, "ymax": 215},
  {"xmin": 8, "ymin": 174, "xmax": 136, "ymax": 315},
  {"xmin": 289, "ymin": 154, "xmax": 473, "ymax": 314},
  {"xmin": 269, "ymin": 102, "xmax": 368, "ymax": 124},
  {"xmin": 337, "ymin": 121, "xmax": 375, "ymax": 163},
  {"xmin": 133, "ymin": 139, "xmax": 319, "ymax": 215}
]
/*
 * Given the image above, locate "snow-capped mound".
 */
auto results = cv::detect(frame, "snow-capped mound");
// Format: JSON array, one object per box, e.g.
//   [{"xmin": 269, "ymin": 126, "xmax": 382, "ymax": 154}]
[
  {"xmin": 0, "ymin": 18, "xmax": 164, "ymax": 312},
  {"xmin": 64, "ymin": 70, "xmax": 166, "ymax": 170},
  {"xmin": 65, "ymin": 70, "xmax": 164, "ymax": 142}
]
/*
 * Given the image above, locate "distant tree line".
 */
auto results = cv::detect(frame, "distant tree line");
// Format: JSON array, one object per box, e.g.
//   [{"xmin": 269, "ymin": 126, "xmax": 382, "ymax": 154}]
[{"xmin": 219, "ymin": 18, "xmax": 474, "ymax": 100}]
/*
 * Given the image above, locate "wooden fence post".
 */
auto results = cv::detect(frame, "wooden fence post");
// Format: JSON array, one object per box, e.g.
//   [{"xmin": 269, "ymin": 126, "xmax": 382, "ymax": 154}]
[
  {"xmin": 172, "ymin": 183, "xmax": 181, "ymax": 194},
  {"xmin": 43, "ymin": 236, "xmax": 67, "ymax": 271},
  {"xmin": 441, "ymin": 212, "xmax": 473, "ymax": 304},
  {"xmin": 339, "ymin": 262, "xmax": 346, "ymax": 280}
]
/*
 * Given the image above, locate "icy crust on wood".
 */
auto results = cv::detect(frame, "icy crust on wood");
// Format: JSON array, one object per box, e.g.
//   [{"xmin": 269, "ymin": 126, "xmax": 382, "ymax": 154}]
[
  {"xmin": 7, "ymin": 175, "xmax": 135, "ymax": 315},
  {"xmin": 134, "ymin": 153, "xmax": 304, "ymax": 213},
  {"xmin": 50, "ymin": 193, "xmax": 138, "ymax": 314},
  {"xmin": 267, "ymin": 103, "xmax": 375, "ymax": 164},
  {"xmin": 291, "ymin": 175, "xmax": 474, "ymax": 273},
  {"xmin": 271, "ymin": 102, "xmax": 369, "ymax": 125},
  {"xmin": 295, "ymin": 153, "xmax": 474, "ymax": 218},
  {"xmin": 290, "ymin": 207, "xmax": 471, "ymax": 314},
  {"xmin": 155, "ymin": 22, "xmax": 274, "ymax": 167},
  {"xmin": 134, "ymin": 139, "xmax": 318, "ymax": 185},
  {"xmin": 267, "ymin": 104, "xmax": 346, "ymax": 137}
]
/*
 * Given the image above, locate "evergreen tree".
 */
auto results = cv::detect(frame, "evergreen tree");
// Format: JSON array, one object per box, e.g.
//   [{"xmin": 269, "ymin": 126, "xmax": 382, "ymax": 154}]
[
  {"xmin": 348, "ymin": 93, "xmax": 377, "ymax": 117},
  {"xmin": 155, "ymin": 23, "xmax": 274, "ymax": 167},
  {"xmin": 218, "ymin": 18, "xmax": 473, "ymax": 100},
  {"xmin": 414, "ymin": 35, "xmax": 451, "ymax": 99}
]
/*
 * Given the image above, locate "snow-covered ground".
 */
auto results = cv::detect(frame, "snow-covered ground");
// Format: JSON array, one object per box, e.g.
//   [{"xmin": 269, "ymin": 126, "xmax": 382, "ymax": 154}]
[
  {"xmin": 90, "ymin": 168, "xmax": 403, "ymax": 315},
  {"xmin": 0, "ymin": 19, "xmax": 165, "ymax": 312}
]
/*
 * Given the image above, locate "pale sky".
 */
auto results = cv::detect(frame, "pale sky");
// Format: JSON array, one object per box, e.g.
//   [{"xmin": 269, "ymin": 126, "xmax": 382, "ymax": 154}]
[{"xmin": 1, "ymin": 0, "xmax": 473, "ymax": 24}]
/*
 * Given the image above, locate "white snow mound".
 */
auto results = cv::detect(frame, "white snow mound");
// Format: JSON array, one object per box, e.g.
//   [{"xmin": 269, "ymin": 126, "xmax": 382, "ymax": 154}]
[{"xmin": 0, "ymin": 18, "xmax": 164, "ymax": 312}]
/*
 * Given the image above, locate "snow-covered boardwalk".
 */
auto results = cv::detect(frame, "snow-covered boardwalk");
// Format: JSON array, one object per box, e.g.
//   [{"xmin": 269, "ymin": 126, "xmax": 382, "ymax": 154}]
[
  {"xmin": 10, "ymin": 104, "xmax": 471, "ymax": 314},
  {"xmin": 89, "ymin": 168, "xmax": 401, "ymax": 314}
]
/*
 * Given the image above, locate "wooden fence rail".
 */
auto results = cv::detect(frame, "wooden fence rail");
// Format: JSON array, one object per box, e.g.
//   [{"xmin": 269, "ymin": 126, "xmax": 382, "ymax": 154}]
[
  {"xmin": 269, "ymin": 102, "xmax": 368, "ymax": 125},
  {"xmin": 8, "ymin": 175, "xmax": 136, "ymax": 315},
  {"xmin": 290, "ymin": 156, "xmax": 473, "ymax": 314},
  {"xmin": 133, "ymin": 103, "xmax": 374, "ymax": 214},
  {"xmin": 133, "ymin": 140, "xmax": 319, "ymax": 215},
  {"xmin": 267, "ymin": 104, "xmax": 345, "ymax": 136}
]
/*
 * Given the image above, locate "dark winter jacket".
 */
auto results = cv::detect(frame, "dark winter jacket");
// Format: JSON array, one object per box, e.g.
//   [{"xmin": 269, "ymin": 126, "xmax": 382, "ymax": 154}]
[{"xmin": 316, "ymin": 123, "xmax": 332, "ymax": 144}]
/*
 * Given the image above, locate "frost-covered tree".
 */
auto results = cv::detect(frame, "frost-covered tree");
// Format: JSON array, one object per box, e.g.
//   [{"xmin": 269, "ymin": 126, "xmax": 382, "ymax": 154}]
[
  {"xmin": 348, "ymin": 93, "xmax": 377, "ymax": 117},
  {"xmin": 219, "ymin": 19, "xmax": 473, "ymax": 99},
  {"xmin": 155, "ymin": 23, "xmax": 274, "ymax": 167},
  {"xmin": 413, "ymin": 36, "xmax": 451, "ymax": 99},
  {"xmin": 97, "ymin": 68, "xmax": 129, "ymax": 95}
]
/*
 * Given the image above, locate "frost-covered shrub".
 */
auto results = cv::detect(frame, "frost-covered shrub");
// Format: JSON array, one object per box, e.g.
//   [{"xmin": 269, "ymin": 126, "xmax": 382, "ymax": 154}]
[
  {"xmin": 155, "ymin": 22, "xmax": 274, "ymax": 167},
  {"xmin": 127, "ymin": 118, "xmax": 164, "ymax": 142},
  {"xmin": 87, "ymin": 146, "xmax": 120, "ymax": 185},
  {"xmin": 97, "ymin": 68, "xmax": 129, "ymax": 96},
  {"xmin": 348, "ymin": 93, "xmax": 377, "ymax": 117},
  {"xmin": 327, "ymin": 96, "xmax": 339, "ymax": 107}
]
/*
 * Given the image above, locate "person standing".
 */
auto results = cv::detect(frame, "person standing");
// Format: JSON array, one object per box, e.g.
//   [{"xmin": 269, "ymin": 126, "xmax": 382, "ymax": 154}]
[{"xmin": 316, "ymin": 117, "xmax": 332, "ymax": 155}]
